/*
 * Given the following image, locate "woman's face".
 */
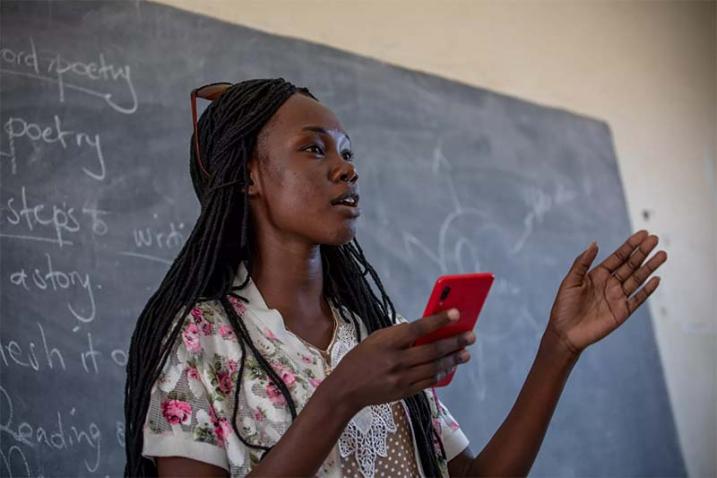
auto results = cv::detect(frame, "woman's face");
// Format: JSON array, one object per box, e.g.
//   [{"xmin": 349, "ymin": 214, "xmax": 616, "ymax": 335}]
[{"xmin": 247, "ymin": 93, "xmax": 360, "ymax": 247}]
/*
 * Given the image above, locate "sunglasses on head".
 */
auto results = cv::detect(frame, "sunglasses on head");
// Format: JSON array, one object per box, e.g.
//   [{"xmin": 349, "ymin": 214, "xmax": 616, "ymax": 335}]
[{"xmin": 190, "ymin": 81, "xmax": 233, "ymax": 177}]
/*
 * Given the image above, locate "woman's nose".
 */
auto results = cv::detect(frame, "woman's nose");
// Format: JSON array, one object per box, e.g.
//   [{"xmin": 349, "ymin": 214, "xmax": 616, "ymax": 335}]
[
  {"xmin": 334, "ymin": 162, "xmax": 359, "ymax": 183},
  {"xmin": 341, "ymin": 165, "xmax": 359, "ymax": 183}
]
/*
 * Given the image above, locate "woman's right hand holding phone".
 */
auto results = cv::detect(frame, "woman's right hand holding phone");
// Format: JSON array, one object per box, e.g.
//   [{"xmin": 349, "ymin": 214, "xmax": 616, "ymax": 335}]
[{"xmin": 326, "ymin": 309, "xmax": 475, "ymax": 413}]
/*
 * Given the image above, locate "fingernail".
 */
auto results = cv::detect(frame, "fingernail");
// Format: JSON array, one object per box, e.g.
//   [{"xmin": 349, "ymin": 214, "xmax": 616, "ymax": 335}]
[{"xmin": 447, "ymin": 308, "xmax": 460, "ymax": 320}]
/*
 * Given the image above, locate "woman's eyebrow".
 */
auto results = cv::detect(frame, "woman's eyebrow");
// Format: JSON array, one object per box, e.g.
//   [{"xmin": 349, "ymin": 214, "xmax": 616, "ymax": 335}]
[{"xmin": 301, "ymin": 125, "xmax": 351, "ymax": 144}]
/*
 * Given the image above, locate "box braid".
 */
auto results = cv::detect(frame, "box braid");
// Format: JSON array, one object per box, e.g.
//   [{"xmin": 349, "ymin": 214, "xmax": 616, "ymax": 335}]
[{"xmin": 123, "ymin": 78, "xmax": 446, "ymax": 477}]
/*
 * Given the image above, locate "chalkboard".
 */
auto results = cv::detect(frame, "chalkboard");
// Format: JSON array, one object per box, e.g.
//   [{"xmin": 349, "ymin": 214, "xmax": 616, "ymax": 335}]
[{"xmin": 0, "ymin": 1, "xmax": 686, "ymax": 476}]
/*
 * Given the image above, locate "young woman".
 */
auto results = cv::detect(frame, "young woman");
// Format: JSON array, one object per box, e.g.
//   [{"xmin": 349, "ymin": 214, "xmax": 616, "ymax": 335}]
[{"xmin": 123, "ymin": 78, "xmax": 667, "ymax": 477}]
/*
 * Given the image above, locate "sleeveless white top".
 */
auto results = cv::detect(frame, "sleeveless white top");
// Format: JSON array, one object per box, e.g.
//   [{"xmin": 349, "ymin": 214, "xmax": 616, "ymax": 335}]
[{"xmin": 142, "ymin": 263, "xmax": 469, "ymax": 477}]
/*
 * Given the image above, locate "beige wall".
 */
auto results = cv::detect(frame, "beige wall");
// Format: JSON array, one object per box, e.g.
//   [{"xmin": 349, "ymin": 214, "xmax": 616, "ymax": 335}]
[{"xmin": 155, "ymin": 1, "xmax": 717, "ymax": 476}]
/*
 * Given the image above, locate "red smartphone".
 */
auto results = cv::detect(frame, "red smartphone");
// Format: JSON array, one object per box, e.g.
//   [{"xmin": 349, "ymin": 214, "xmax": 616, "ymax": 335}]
[{"xmin": 413, "ymin": 272, "xmax": 494, "ymax": 386}]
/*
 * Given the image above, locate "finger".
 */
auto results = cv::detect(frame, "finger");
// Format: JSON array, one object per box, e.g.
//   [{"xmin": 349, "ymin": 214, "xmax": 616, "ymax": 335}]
[
  {"xmin": 623, "ymin": 249, "xmax": 667, "ymax": 296},
  {"xmin": 406, "ymin": 377, "xmax": 441, "ymax": 394},
  {"xmin": 596, "ymin": 230, "xmax": 649, "ymax": 273},
  {"xmin": 562, "ymin": 241, "xmax": 599, "ymax": 288},
  {"xmin": 627, "ymin": 276, "xmax": 661, "ymax": 314},
  {"xmin": 406, "ymin": 349, "xmax": 469, "ymax": 386},
  {"xmin": 402, "ymin": 331, "xmax": 475, "ymax": 366},
  {"xmin": 612, "ymin": 234, "xmax": 659, "ymax": 283},
  {"xmin": 406, "ymin": 364, "xmax": 459, "ymax": 393},
  {"xmin": 403, "ymin": 308, "xmax": 460, "ymax": 346}
]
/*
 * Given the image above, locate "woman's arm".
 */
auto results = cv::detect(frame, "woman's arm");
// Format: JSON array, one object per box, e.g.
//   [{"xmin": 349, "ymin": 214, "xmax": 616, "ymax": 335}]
[
  {"xmin": 448, "ymin": 329, "xmax": 579, "ymax": 477},
  {"xmin": 157, "ymin": 310, "xmax": 470, "ymax": 477},
  {"xmin": 156, "ymin": 456, "xmax": 229, "ymax": 477},
  {"xmin": 155, "ymin": 373, "xmax": 356, "ymax": 478},
  {"xmin": 449, "ymin": 231, "xmax": 665, "ymax": 477}
]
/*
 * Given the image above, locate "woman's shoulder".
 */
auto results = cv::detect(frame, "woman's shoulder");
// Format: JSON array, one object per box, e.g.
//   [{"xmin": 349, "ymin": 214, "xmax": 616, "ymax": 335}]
[
  {"xmin": 166, "ymin": 298, "xmax": 244, "ymax": 365},
  {"xmin": 174, "ymin": 294, "xmax": 251, "ymax": 331}
]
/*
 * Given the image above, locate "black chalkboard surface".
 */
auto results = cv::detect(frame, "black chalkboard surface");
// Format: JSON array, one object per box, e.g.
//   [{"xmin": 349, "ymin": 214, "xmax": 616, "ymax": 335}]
[{"xmin": 0, "ymin": 1, "xmax": 685, "ymax": 476}]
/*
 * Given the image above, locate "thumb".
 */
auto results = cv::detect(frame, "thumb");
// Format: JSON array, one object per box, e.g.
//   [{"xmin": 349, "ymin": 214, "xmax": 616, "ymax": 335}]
[{"xmin": 563, "ymin": 241, "xmax": 598, "ymax": 287}]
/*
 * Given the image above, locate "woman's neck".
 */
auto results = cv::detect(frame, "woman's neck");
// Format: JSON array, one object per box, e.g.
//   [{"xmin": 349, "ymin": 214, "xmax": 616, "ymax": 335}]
[{"xmin": 250, "ymin": 238, "xmax": 329, "ymax": 328}]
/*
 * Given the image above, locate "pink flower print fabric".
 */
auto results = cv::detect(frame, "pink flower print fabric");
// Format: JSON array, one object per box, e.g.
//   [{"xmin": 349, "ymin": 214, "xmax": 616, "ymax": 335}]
[
  {"xmin": 438, "ymin": 399, "xmax": 462, "ymax": 432},
  {"xmin": 182, "ymin": 322, "xmax": 202, "ymax": 353},
  {"xmin": 142, "ymin": 302, "xmax": 254, "ymax": 474},
  {"xmin": 219, "ymin": 324, "xmax": 236, "ymax": 340},
  {"xmin": 227, "ymin": 294, "xmax": 248, "ymax": 317},
  {"xmin": 161, "ymin": 399, "xmax": 192, "ymax": 425},
  {"xmin": 142, "ymin": 270, "xmax": 470, "ymax": 477}
]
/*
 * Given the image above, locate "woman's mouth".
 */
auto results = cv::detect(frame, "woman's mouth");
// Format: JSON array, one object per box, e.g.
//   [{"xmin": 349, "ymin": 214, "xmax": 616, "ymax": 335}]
[
  {"xmin": 330, "ymin": 191, "xmax": 360, "ymax": 207},
  {"xmin": 333, "ymin": 202, "xmax": 361, "ymax": 217},
  {"xmin": 330, "ymin": 191, "xmax": 360, "ymax": 217},
  {"xmin": 331, "ymin": 191, "xmax": 359, "ymax": 207}
]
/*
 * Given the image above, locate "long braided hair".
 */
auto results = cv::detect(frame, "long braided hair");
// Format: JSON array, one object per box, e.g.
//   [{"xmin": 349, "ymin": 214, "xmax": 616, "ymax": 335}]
[{"xmin": 123, "ymin": 78, "xmax": 446, "ymax": 477}]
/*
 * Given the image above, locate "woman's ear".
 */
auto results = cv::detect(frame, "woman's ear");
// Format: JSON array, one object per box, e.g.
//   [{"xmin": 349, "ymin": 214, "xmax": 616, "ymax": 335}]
[
  {"xmin": 246, "ymin": 175, "xmax": 257, "ymax": 195},
  {"xmin": 244, "ymin": 157, "xmax": 260, "ymax": 196}
]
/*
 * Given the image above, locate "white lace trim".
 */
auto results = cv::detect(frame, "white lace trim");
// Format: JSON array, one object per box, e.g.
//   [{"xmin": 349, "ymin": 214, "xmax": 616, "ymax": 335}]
[
  {"xmin": 331, "ymin": 316, "xmax": 398, "ymax": 478},
  {"xmin": 338, "ymin": 403, "xmax": 397, "ymax": 478}
]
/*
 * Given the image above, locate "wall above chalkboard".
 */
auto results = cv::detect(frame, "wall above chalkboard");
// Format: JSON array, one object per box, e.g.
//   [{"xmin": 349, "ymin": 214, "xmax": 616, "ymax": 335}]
[{"xmin": 0, "ymin": 1, "xmax": 684, "ymax": 476}]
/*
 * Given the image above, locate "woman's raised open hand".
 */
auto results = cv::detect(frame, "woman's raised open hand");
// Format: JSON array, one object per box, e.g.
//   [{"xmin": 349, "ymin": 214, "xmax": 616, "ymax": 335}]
[
  {"xmin": 546, "ymin": 229, "xmax": 668, "ymax": 357},
  {"xmin": 328, "ymin": 309, "xmax": 475, "ymax": 411}
]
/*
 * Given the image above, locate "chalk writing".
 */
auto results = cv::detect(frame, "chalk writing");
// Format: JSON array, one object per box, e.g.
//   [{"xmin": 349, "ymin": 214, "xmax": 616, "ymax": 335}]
[
  {"xmin": 110, "ymin": 349, "xmax": 128, "ymax": 368},
  {"xmin": 82, "ymin": 205, "xmax": 109, "ymax": 236},
  {"xmin": 8, "ymin": 252, "xmax": 97, "ymax": 326},
  {"xmin": 132, "ymin": 220, "xmax": 185, "ymax": 249},
  {"xmin": 80, "ymin": 332, "xmax": 100, "ymax": 374},
  {"xmin": 115, "ymin": 421, "xmax": 125, "ymax": 449},
  {"xmin": 510, "ymin": 184, "xmax": 577, "ymax": 254},
  {"xmin": 0, "ymin": 443, "xmax": 33, "ymax": 478},
  {"xmin": 2, "ymin": 114, "xmax": 106, "ymax": 180},
  {"xmin": 0, "ymin": 186, "xmax": 108, "ymax": 247},
  {"xmin": 0, "ymin": 386, "xmax": 102, "ymax": 473},
  {"xmin": 0, "ymin": 37, "xmax": 137, "ymax": 114},
  {"xmin": 117, "ymin": 215, "xmax": 186, "ymax": 264},
  {"xmin": 0, "ymin": 322, "xmax": 66, "ymax": 372}
]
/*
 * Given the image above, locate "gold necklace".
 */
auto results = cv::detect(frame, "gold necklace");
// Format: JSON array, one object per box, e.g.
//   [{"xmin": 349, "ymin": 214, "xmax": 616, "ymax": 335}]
[{"xmin": 291, "ymin": 304, "xmax": 339, "ymax": 370}]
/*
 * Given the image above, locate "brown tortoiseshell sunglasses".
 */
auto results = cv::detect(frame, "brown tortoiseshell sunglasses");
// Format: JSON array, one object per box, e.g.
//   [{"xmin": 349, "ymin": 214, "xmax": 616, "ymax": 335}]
[{"xmin": 190, "ymin": 81, "xmax": 233, "ymax": 177}]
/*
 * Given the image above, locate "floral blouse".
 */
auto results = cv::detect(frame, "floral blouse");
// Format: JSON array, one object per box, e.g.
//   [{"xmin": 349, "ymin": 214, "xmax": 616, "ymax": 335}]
[{"xmin": 142, "ymin": 263, "xmax": 470, "ymax": 477}]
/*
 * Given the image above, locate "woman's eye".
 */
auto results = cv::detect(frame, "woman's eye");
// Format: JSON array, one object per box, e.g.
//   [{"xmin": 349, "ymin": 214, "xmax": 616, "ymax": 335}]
[
  {"xmin": 304, "ymin": 144, "xmax": 353, "ymax": 161},
  {"xmin": 306, "ymin": 145, "xmax": 324, "ymax": 155}
]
